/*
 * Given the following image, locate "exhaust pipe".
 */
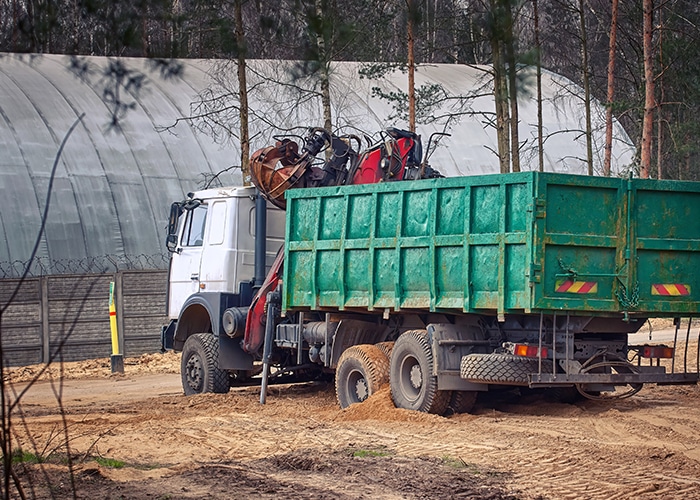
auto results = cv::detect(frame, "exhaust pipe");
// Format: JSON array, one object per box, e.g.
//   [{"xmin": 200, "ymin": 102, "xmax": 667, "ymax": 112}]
[{"xmin": 254, "ymin": 189, "xmax": 267, "ymax": 288}]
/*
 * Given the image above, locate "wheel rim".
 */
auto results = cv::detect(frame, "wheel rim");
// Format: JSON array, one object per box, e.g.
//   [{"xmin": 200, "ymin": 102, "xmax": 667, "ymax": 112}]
[
  {"xmin": 185, "ymin": 353, "xmax": 204, "ymax": 392},
  {"xmin": 399, "ymin": 355, "xmax": 422, "ymax": 402},
  {"xmin": 346, "ymin": 368, "xmax": 369, "ymax": 403}
]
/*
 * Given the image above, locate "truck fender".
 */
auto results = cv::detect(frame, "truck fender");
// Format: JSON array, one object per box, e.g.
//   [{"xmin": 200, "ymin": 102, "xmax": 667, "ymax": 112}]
[
  {"xmin": 428, "ymin": 323, "xmax": 490, "ymax": 392},
  {"xmin": 173, "ymin": 293, "xmax": 255, "ymax": 371},
  {"xmin": 173, "ymin": 292, "xmax": 240, "ymax": 350}
]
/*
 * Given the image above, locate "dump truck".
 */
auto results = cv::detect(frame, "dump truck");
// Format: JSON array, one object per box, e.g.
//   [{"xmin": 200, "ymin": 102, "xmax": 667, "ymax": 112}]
[{"xmin": 163, "ymin": 133, "xmax": 699, "ymax": 414}]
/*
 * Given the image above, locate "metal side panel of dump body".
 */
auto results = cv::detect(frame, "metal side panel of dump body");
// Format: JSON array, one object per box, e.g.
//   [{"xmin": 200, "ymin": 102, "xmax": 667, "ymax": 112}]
[
  {"xmin": 282, "ymin": 172, "xmax": 700, "ymax": 318},
  {"xmin": 532, "ymin": 174, "xmax": 700, "ymax": 317},
  {"xmin": 282, "ymin": 172, "xmax": 536, "ymax": 315}
]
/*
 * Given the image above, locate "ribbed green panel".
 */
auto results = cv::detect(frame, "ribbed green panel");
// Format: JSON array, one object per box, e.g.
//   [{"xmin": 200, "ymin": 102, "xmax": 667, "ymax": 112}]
[
  {"xmin": 400, "ymin": 246, "xmax": 431, "ymax": 308},
  {"xmin": 436, "ymin": 187, "xmax": 466, "ymax": 235},
  {"xmin": 506, "ymin": 183, "xmax": 528, "ymax": 232},
  {"xmin": 283, "ymin": 172, "xmax": 700, "ymax": 317},
  {"xmin": 402, "ymin": 190, "xmax": 431, "ymax": 237},
  {"xmin": 344, "ymin": 249, "xmax": 369, "ymax": 306},
  {"xmin": 533, "ymin": 175, "xmax": 623, "ymax": 312},
  {"xmin": 319, "ymin": 196, "xmax": 344, "ymax": 240},
  {"xmin": 374, "ymin": 248, "xmax": 396, "ymax": 308},
  {"xmin": 346, "ymin": 194, "xmax": 372, "ymax": 239},
  {"xmin": 377, "ymin": 192, "xmax": 400, "ymax": 238},
  {"xmin": 287, "ymin": 251, "xmax": 314, "ymax": 307},
  {"xmin": 506, "ymin": 243, "xmax": 528, "ymax": 309},
  {"xmin": 470, "ymin": 184, "xmax": 500, "ymax": 234},
  {"xmin": 435, "ymin": 245, "xmax": 463, "ymax": 308},
  {"xmin": 317, "ymin": 250, "xmax": 340, "ymax": 307},
  {"xmin": 634, "ymin": 180, "xmax": 700, "ymax": 314},
  {"xmin": 289, "ymin": 196, "xmax": 319, "ymax": 243}
]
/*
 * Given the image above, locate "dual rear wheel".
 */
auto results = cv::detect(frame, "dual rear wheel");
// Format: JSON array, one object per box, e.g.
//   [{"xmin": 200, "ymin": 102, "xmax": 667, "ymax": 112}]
[{"xmin": 335, "ymin": 330, "xmax": 476, "ymax": 415}]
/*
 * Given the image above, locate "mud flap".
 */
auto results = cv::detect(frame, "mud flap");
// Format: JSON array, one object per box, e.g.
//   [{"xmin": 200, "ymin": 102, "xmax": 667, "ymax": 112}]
[
  {"xmin": 219, "ymin": 335, "xmax": 254, "ymax": 371},
  {"xmin": 429, "ymin": 324, "xmax": 489, "ymax": 391}
]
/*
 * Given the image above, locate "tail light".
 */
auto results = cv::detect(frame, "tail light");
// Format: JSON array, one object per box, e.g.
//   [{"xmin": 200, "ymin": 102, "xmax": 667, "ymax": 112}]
[
  {"xmin": 505, "ymin": 343, "xmax": 548, "ymax": 358},
  {"xmin": 640, "ymin": 345, "xmax": 674, "ymax": 359}
]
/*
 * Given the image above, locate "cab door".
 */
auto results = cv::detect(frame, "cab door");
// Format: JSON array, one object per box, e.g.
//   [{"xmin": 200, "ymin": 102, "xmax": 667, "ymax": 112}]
[{"xmin": 167, "ymin": 203, "xmax": 208, "ymax": 318}]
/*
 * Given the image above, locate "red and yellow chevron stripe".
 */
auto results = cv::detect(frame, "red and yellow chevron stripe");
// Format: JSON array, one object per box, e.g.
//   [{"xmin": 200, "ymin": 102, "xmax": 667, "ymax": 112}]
[
  {"xmin": 651, "ymin": 284, "xmax": 690, "ymax": 296},
  {"xmin": 555, "ymin": 280, "xmax": 598, "ymax": 294}
]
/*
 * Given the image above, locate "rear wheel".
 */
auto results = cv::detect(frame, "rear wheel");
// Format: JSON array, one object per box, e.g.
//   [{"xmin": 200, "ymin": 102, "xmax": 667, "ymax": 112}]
[
  {"xmin": 390, "ymin": 330, "xmax": 450, "ymax": 415},
  {"xmin": 446, "ymin": 390, "xmax": 478, "ymax": 415},
  {"xmin": 335, "ymin": 344, "xmax": 390, "ymax": 409},
  {"xmin": 545, "ymin": 386, "xmax": 584, "ymax": 404},
  {"xmin": 375, "ymin": 341, "xmax": 395, "ymax": 360},
  {"xmin": 181, "ymin": 333, "xmax": 230, "ymax": 395}
]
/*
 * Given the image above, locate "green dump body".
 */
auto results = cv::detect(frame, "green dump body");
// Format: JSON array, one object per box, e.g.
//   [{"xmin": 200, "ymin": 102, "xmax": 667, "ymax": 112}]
[{"xmin": 282, "ymin": 171, "xmax": 700, "ymax": 318}]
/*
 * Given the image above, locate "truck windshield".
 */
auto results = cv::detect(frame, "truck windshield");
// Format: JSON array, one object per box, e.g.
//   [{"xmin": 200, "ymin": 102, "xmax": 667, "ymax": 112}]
[{"xmin": 182, "ymin": 205, "xmax": 208, "ymax": 247}]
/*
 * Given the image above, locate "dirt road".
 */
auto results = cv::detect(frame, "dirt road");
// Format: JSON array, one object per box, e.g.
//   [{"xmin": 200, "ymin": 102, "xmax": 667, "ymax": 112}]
[{"xmin": 6, "ymin": 349, "xmax": 700, "ymax": 500}]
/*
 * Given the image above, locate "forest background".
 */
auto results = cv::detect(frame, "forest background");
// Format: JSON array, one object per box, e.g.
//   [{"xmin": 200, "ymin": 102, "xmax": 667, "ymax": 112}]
[{"xmin": 1, "ymin": 0, "xmax": 698, "ymax": 181}]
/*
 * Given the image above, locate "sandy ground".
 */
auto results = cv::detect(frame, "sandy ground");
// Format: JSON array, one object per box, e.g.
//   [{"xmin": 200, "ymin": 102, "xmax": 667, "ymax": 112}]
[{"xmin": 4, "ymin": 341, "xmax": 700, "ymax": 500}]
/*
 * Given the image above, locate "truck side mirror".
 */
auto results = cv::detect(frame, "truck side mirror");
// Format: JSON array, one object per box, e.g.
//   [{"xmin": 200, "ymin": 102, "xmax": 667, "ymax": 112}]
[
  {"xmin": 167, "ymin": 202, "xmax": 182, "ymax": 235},
  {"xmin": 166, "ymin": 202, "xmax": 182, "ymax": 252},
  {"xmin": 166, "ymin": 233, "xmax": 179, "ymax": 253}
]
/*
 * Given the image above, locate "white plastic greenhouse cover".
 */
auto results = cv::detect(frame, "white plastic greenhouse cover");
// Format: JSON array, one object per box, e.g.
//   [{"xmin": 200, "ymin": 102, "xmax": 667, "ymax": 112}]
[{"xmin": 0, "ymin": 53, "xmax": 634, "ymax": 271}]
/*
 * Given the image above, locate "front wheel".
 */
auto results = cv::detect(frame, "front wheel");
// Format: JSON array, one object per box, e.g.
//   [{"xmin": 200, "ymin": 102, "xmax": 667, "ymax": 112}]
[
  {"xmin": 181, "ymin": 333, "xmax": 230, "ymax": 395},
  {"xmin": 335, "ymin": 344, "xmax": 390, "ymax": 409},
  {"xmin": 390, "ymin": 330, "xmax": 450, "ymax": 415}
]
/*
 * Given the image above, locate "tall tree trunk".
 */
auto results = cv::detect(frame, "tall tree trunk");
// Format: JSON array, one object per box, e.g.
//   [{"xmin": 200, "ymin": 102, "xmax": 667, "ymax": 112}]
[
  {"xmin": 504, "ymin": 1, "xmax": 520, "ymax": 172},
  {"xmin": 656, "ymin": 6, "xmax": 664, "ymax": 179},
  {"xmin": 640, "ymin": 0, "xmax": 655, "ymax": 178},
  {"xmin": 490, "ymin": 0, "xmax": 510, "ymax": 174},
  {"xmin": 315, "ymin": 0, "xmax": 333, "ymax": 135},
  {"xmin": 234, "ymin": 0, "xmax": 250, "ymax": 185},
  {"xmin": 142, "ymin": 9, "xmax": 149, "ymax": 57},
  {"xmin": 320, "ymin": 73, "xmax": 332, "ymax": 132},
  {"xmin": 578, "ymin": 0, "xmax": 593, "ymax": 175},
  {"xmin": 603, "ymin": 0, "xmax": 618, "ymax": 177},
  {"xmin": 12, "ymin": 0, "xmax": 19, "ymax": 51},
  {"xmin": 533, "ymin": 0, "xmax": 544, "ymax": 172},
  {"xmin": 171, "ymin": 0, "xmax": 179, "ymax": 57},
  {"xmin": 407, "ymin": 0, "xmax": 416, "ymax": 132},
  {"xmin": 27, "ymin": 0, "xmax": 37, "ymax": 52}
]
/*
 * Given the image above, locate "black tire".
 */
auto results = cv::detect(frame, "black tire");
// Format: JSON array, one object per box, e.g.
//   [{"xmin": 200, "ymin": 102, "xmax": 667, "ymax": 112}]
[
  {"xmin": 335, "ymin": 344, "xmax": 390, "ymax": 409},
  {"xmin": 181, "ymin": 333, "xmax": 230, "ymax": 395},
  {"xmin": 390, "ymin": 330, "xmax": 450, "ymax": 415},
  {"xmin": 460, "ymin": 353, "xmax": 553, "ymax": 386},
  {"xmin": 375, "ymin": 341, "xmax": 395, "ymax": 360},
  {"xmin": 545, "ymin": 386, "xmax": 584, "ymax": 404},
  {"xmin": 446, "ymin": 390, "xmax": 478, "ymax": 415}
]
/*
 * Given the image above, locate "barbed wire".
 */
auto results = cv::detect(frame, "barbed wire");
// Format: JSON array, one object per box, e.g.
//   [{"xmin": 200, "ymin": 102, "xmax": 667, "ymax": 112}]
[{"xmin": 0, "ymin": 254, "xmax": 170, "ymax": 278}]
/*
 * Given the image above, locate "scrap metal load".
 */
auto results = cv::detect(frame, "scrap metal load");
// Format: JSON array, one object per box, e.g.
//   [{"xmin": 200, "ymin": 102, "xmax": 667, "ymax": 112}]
[{"xmin": 249, "ymin": 127, "xmax": 443, "ymax": 209}]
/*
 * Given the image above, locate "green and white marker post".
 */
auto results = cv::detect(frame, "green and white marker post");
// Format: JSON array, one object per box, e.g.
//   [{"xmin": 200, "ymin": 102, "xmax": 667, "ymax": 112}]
[{"xmin": 109, "ymin": 281, "xmax": 124, "ymax": 373}]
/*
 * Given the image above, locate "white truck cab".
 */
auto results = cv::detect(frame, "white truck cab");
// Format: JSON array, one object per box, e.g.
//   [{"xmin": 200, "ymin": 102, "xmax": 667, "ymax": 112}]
[{"xmin": 162, "ymin": 186, "xmax": 285, "ymax": 355}]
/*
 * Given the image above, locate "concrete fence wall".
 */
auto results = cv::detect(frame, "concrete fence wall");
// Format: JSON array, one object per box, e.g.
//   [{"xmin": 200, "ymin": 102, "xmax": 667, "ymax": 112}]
[{"xmin": 0, "ymin": 270, "xmax": 168, "ymax": 367}]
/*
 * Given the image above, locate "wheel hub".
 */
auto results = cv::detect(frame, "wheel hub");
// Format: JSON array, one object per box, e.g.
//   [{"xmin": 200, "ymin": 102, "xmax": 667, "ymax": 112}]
[
  {"xmin": 409, "ymin": 364, "xmax": 423, "ymax": 389},
  {"xmin": 354, "ymin": 376, "xmax": 369, "ymax": 401},
  {"xmin": 185, "ymin": 354, "xmax": 203, "ymax": 391}
]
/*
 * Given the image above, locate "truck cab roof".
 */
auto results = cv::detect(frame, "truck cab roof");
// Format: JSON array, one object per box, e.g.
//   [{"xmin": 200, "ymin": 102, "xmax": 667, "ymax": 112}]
[{"xmin": 188, "ymin": 185, "xmax": 255, "ymax": 201}]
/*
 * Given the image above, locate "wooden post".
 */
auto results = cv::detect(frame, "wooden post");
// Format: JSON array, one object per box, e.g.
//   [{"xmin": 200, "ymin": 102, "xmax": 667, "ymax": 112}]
[
  {"xmin": 109, "ymin": 281, "xmax": 124, "ymax": 373},
  {"xmin": 41, "ymin": 277, "xmax": 50, "ymax": 364}
]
